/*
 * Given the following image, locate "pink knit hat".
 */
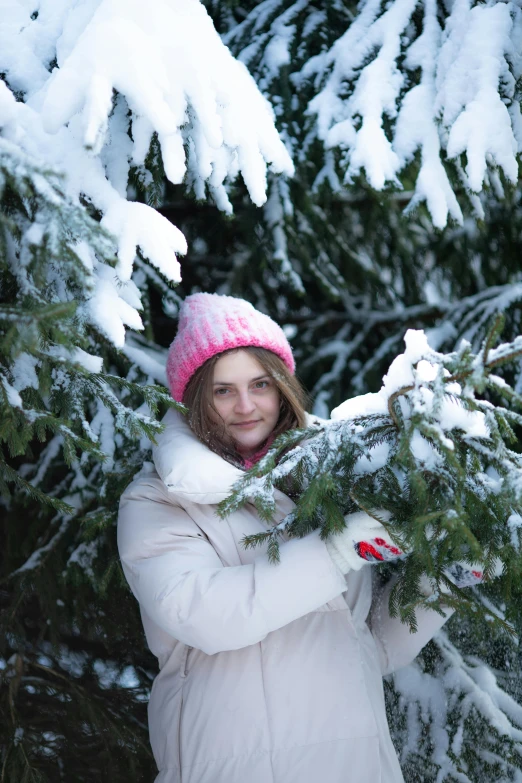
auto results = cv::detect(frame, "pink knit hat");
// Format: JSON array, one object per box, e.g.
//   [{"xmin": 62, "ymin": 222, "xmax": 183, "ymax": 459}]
[{"xmin": 166, "ymin": 293, "xmax": 295, "ymax": 402}]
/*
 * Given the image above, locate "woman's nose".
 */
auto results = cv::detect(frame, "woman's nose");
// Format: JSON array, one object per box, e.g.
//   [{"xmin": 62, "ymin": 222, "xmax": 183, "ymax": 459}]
[{"xmin": 234, "ymin": 390, "xmax": 256, "ymax": 414}]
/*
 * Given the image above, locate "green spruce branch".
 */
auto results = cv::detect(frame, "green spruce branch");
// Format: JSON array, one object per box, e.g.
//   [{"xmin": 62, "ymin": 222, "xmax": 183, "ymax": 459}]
[{"xmin": 219, "ymin": 318, "xmax": 522, "ymax": 629}]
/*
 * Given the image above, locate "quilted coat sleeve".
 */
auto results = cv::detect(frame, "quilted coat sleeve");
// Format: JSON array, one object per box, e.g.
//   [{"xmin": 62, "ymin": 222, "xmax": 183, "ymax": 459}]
[
  {"xmin": 368, "ymin": 575, "xmax": 455, "ymax": 676},
  {"xmin": 117, "ymin": 475, "xmax": 348, "ymax": 655}
]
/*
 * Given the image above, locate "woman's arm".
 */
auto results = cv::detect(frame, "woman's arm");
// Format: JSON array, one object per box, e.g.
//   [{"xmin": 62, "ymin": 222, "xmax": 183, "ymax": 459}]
[
  {"xmin": 118, "ymin": 475, "xmax": 347, "ymax": 655},
  {"xmin": 368, "ymin": 574, "xmax": 454, "ymax": 676}
]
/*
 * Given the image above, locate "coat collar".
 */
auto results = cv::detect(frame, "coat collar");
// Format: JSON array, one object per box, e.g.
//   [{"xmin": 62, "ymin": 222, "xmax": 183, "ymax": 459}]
[
  {"xmin": 152, "ymin": 409, "xmax": 244, "ymax": 504},
  {"xmin": 152, "ymin": 408, "xmax": 325, "ymax": 505}
]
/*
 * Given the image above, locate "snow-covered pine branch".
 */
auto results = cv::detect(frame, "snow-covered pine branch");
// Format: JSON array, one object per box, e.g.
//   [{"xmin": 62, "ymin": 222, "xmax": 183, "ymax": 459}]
[
  {"xmin": 390, "ymin": 628, "xmax": 522, "ymax": 781},
  {"xmin": 226, "ymin": 0, "xmax": 522, "ymax": 228},
  {"xmin": 0, "ymin": 81, "xmax": 181, "ymax": 518},
  {"xmin": 219, "ymin": 318, "xmax": 522, "ymax": 626},
  {"xmin": 1, "ymin": 0, "xmax": 293, "ymax": 349}
]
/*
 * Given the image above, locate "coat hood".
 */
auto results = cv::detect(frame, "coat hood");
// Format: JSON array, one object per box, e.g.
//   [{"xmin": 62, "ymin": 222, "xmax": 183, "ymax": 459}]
[{"xmin": 152, "ymin": 409, "xmax": 244, "ymax": 504}]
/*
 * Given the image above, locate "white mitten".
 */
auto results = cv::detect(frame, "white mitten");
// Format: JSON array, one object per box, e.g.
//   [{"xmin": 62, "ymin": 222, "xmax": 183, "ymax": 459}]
[
  {"xmin": 416, "ymin": 558, "xmax": 504, "ymax": 598},
  {"xmin": 325, "ymin": 511, "xmax": 407, "ymax": 575},
  {"xmin": 421, "ymin": 525, "xmax": 504, "ymax": 589},
  {"xmin": 444, "ymin": 558, "xmax": 503, "ymax": 588}
]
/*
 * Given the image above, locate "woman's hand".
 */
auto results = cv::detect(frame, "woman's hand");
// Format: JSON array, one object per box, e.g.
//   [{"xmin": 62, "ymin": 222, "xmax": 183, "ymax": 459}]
[{"xmin": 325, "ymin": 511, "xmax": 407, "ymax": 575}]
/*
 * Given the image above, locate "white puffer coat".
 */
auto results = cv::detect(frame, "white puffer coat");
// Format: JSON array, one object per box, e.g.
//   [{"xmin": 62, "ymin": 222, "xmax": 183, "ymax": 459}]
[{"xmin": 117, "ymin": 410, "xmax": 451, "ymax": 783}]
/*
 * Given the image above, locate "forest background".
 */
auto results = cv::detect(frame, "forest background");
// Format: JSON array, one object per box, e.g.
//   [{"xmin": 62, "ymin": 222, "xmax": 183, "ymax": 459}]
[{"xmin": 2, "ymin": 0, "xmax": 522, "ymax": 781}]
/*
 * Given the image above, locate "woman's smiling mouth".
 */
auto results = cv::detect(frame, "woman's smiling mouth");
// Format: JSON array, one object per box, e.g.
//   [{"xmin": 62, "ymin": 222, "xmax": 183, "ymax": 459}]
[{"xmin": 231, "ymin": 420, "xmax": 261, "ymax": 428}]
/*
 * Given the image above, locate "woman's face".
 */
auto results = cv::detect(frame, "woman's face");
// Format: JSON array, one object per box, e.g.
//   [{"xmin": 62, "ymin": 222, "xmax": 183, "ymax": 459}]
[{"xmin": 211, "ymin": 350, "xmax": 280, "ymax": 458}]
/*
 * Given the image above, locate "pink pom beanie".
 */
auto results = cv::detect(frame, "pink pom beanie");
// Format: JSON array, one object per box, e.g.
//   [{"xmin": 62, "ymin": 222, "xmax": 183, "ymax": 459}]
[{"xmin": 166, "ymin": 293, "xmax": 295, "ymax": 402}]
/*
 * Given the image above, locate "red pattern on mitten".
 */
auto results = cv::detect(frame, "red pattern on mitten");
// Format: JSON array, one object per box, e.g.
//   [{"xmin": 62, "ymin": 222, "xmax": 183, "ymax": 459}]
[{"xmin": 355, "ymin": 538, "xmax": 405, "ymax": 563}]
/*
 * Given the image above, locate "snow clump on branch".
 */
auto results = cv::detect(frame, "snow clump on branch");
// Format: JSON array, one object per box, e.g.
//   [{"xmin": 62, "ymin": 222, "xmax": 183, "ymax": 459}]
[
  {"xmin": 0, "ymin": 0, "xmax": 293, "ymax": 347},
  {"xmin": 332, "ymin": 329, "xmax": 489, "ymax": 448},
  {"xmin": 306, "ymin": 0, "xmax": 522, "ymax": 227}
]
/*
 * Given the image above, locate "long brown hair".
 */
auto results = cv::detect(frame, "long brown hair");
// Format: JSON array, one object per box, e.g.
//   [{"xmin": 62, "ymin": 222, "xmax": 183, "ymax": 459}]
[{"xmin": 183, "ymin": 346, "xmax": 308, "ymax": 465}]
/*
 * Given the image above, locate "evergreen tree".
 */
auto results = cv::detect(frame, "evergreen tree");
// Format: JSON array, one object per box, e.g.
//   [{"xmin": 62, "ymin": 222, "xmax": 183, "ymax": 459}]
[
  {"xmin": 209, "ymin": 3, "xmax": 522, "ymax": 779},
  {"xmin": 2, "ymin": 1, "xmax": 522, "ymax": 781},
  {"xmin": 1, "ymin": 2, "xmax": 291, "ymax": 779},
  {"xmin": 0, "ymin": 84, "xmax": 182, "ymax": 782}
]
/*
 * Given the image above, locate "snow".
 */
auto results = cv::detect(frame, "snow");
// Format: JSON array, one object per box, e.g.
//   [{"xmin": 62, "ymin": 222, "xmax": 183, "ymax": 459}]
[
  {"xmin": 391, "ymin": 629, "xmax": 522, "ymax": 779},
  {"xmin": 264, "ymin": 19, "xmax": 293, "ymax": 78},
  {"xmin": 508, "ymin": 513, "xmax": 522, "ymax": 551},
  {"xmin": 38, "ymin": 0, "xmax": 293, "ymax": 202},
  {"xmin": 67, "ymin": 539, "xmax": 100, "ymax": 579},
  {"xmin": 394, "ymin": 0, "xmax": 463, "ymax": 228},
  {"xmin": 332, "ymin": 328, "xmax": 489, "ymax": 442},
  {"xmin": 13, "ymin": 518, "xmax": 71, "ymax": 574},
  {"xmin": 0, "ymin": 79, "xmax": 16, "ymax": 127},
  {"xmin": 294, "ymin": 0, "xmax": 522, "ymax": 226},
  {"xmin": 101, "ymin": 199, "xmax": 186, "ymax": 283},
  {"xmin": 93, "ymin": 659, "xmax": 140, "ymax": 689},
  {"xmin": 487, "ymin": 335, "xmax": 522, "ymax": 366},
  {"xmin": 442, "ymin": 3, "xmax": 517, "ymax": 191},
  {"xmin": 90, "ymin": 402, "xmax": 117, "ymax": 469},
  {"xmin": 1, "ymin": 372, "xmax": 23, "ymax": 407},
  {"xmin": 264, "ymin": 178, "xmax": 305, "ymax": 294},
  {"xmin": 30, "ymin": 436, "xmax": 63, "ymax": 488},
  {"xmin": 353, "ymin": 441, "xmax": 391, "ymax": 475},
  {"xmin": 86, "ymin": 263, "xmax": 143, "ymax": 347},
  {"xmin": 439, "ymin": 396, "xmax": 488, "ymax": 439},
  {"xmin": 10, "ymin": 352, "xmax": 39, "ymax": 392},
  {"xmin": 332, "ymin": 331, "xmax": 437, "ymax": 420},
  {"xmin": 332, "ymin": 390, "xmax": 388, "ymax": 420},
  {"xmin": 410, "ymin": 429, "xmax": 442, "ymax": 469},
  {"xmin": 123, "ymin": 337, "xmax": 168, "ymax": 386},
  {"xmin": 45, "ymin": 346, "xmax": 104, "ymax": 374},
  {"xmin": 1, "ymin": 0, "xmax": 293, "ymax": 350},
  {"xmin": 13, "ymin": 728, "xmax": 24, "ymax": 746}
]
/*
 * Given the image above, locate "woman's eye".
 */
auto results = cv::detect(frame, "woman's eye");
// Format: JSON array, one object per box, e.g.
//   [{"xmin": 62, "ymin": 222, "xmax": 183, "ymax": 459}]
[
  {"xmin": 215, "ymin": 388, "xmax": 229, "ymax": 396},
  {"xmin": 254, "ymin": 380, "xmax": 269, "ymax": 389}
]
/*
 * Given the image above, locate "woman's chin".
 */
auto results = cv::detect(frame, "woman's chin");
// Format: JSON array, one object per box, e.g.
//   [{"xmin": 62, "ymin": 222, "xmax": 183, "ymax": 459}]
[{"xmin": 235, "ymin": 435, "xmax": 266, "ymax": 458}]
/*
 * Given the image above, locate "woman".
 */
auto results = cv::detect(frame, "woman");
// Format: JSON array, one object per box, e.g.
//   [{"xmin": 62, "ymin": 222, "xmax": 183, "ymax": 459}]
[{"xmin": 117, "ymin": 293, "xmax": 453, "ymax": 783}]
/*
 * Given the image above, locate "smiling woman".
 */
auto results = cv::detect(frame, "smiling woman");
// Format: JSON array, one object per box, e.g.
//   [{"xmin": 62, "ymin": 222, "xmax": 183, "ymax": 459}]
[
  {"xmin": 183, "ymin": 344, "xmax": 307, "ymax": 467},
  {"xmin": 117, "ymin": 293, "xmax": 452, "ymax": 783}
]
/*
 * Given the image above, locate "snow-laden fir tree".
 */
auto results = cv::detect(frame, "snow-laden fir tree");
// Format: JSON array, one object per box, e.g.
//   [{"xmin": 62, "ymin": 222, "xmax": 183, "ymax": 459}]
[
  {"xmin": 211, "ymin": 3, "xmax": 522, "ymax": 780},
  {"xmin": 0, "ymin": 2, "xmax": 292, "ymax": 780},
  {"xmin": 206, "ymin": 0, "xmax": 522, "ymax": 417},
  {"xmin": 0, "ymin": 80, "xmax": 184, "ymax": 781},
  {"xmin": 2, "ymin": 0, "xmax": 522, "ymax": 781},
  {"xmin": 220, "ymin": 0, "xmax": 522, "ymax": 227}
]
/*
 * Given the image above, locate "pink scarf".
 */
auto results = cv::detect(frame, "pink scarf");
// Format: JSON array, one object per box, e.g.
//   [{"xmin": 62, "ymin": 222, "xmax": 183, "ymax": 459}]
[{"xmin": 241, "ymin": 436, "xmax": 275, "ymax": 470}]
